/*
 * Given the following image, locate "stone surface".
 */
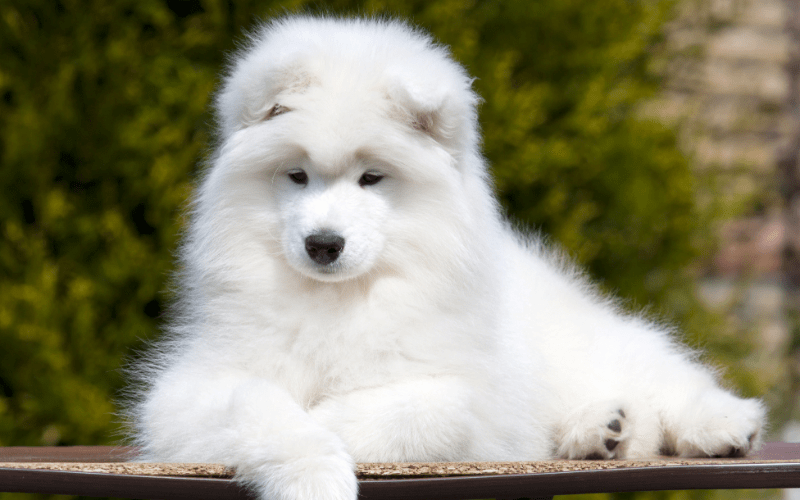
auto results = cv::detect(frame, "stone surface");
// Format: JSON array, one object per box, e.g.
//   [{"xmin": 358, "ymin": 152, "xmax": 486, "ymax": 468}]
[{"xmin": 0, "ymin": 458, "xmax": 798, "ymax": 479}]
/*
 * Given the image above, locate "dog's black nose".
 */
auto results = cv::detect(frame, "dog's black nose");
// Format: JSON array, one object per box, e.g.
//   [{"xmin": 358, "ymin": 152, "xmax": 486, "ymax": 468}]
[{"xmin": 305, "ymin": 231, "xmax": 345, "ymax": 265}]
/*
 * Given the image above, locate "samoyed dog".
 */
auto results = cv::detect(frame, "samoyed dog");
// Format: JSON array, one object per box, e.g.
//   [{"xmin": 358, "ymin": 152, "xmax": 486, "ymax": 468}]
[{"xmin": 129, "ymin": 16, "xmax": 766, "ymax": 500}]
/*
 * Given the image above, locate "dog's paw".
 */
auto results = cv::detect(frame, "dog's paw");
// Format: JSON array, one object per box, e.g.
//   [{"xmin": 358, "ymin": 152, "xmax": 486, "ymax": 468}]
[
  {"xmin": 253, "ymin": 451, "xmax": 358, "ymax": 500},
  {"xmin": 557, "ymin": 402, "xmax": 629, "ymax": 459},
  {"xmin": 671, "ymin": 394, "xmax": 765, "ymax": 458}
]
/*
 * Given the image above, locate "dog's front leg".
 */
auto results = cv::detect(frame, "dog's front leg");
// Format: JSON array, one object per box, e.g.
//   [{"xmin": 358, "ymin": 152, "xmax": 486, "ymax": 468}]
[
  {"xmin": 308, "ymin": 375, "xmax": 487, "ymax": 462},
  {"xmin": 138, "ymin": 373, "xmax": 358, "ymax": 500}
]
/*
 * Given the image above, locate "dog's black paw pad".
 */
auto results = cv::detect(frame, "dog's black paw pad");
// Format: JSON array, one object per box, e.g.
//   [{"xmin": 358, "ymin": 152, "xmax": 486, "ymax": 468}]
[{"xmin": 557, "ymin": 402, "xmax": 630, "ymax": 460}]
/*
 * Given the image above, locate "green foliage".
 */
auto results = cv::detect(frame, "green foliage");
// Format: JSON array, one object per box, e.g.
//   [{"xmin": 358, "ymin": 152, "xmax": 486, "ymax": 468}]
[
  {"xmin": 0, "ymin": 0, "xmax": 734, "ymax": 461},
  {"xmin": 0, "ymin": 0, "xmax": 219, "ymax": 445},
  {"xmin": 468, "ymin": 0, "xmax": 696, "ymax": 303}
]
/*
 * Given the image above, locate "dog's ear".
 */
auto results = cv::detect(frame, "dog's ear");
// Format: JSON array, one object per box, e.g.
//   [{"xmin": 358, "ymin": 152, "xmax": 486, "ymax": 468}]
[
  {"xmin": 386, "ymin": 72, "xmax": 478, "ymax": 153},
  {"xmin": 216, "ymin": 59, "xmax": 316, "ymax": 138}
]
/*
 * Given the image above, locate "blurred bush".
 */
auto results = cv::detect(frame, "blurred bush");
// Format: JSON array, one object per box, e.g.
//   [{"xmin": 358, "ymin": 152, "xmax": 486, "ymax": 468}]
[{"xmin": 0, "ymin": 0, "xmax": 751, "ymax": 467}]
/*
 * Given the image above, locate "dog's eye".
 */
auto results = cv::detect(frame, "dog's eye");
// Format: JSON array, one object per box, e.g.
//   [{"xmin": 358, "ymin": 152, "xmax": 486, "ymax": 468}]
[
  {"xmin": 265, "ymin": 104, "xmax": 289, "ymax": 120},
  {"xmin": 359, "ymin": 172, "xmax": 383, "ymax": 187},
  {"xmin": 288, "ymin": 170, "xmax": 308, "ymax": 185}
]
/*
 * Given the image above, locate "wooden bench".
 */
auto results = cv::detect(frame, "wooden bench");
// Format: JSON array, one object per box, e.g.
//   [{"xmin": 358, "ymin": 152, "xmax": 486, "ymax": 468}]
[{"xmin": 1, "ymin": 443, "xmax": 799, "ymax": 499}]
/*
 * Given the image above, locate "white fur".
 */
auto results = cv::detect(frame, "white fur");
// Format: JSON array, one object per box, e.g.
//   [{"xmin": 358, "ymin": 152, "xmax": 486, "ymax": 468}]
[{"xmin": 128, "ymin": 16, "xmax": 766, "ymax": 500}]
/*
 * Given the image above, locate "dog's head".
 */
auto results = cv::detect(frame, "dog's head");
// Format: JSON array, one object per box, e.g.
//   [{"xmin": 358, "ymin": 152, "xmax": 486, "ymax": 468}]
[
  {"xmin": 196, "ymin": 17, "xmax": 487, "ymax": 283},
  {"xmin": 217, "ymin": 16, "xmax": 480, "ymax": 158}
]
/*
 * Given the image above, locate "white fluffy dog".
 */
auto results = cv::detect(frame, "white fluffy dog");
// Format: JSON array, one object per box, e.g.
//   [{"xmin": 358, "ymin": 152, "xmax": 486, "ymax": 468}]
[{"xmin": 129, "ymin": 16, "xmax": 766, "ymax": 500}]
